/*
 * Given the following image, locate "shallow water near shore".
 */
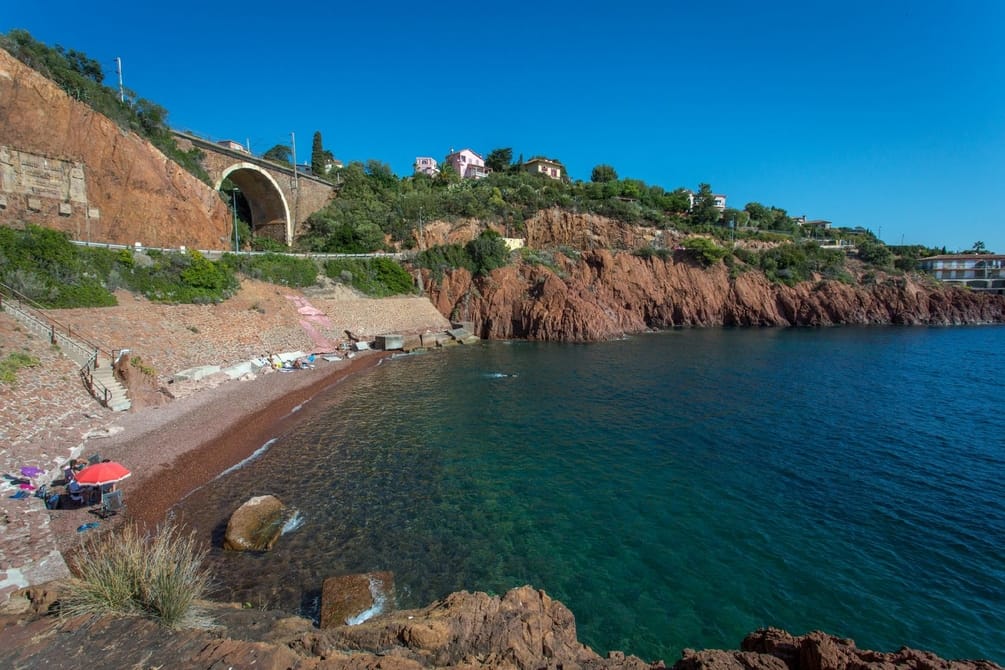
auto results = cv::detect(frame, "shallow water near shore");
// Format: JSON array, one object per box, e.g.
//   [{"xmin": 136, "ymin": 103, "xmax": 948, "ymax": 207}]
[{"xmin": 172, "ymin": 327, "xmax": 1005, "ymax": 663}]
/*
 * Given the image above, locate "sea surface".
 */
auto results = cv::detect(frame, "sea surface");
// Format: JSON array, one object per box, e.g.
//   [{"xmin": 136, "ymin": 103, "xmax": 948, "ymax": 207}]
[{"xmin": 173, "ymin": 327, "xmax": 1005, "ymax": 664}]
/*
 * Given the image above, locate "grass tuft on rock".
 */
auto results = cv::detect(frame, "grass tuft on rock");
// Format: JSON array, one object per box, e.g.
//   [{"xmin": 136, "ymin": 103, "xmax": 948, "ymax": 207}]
[{"xmin": 63, "ymin": 523, "xmax": 214, "ymax": 628}]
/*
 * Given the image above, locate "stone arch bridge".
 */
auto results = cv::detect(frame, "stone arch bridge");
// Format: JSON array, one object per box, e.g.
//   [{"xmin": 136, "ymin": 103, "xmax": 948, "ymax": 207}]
[{"xmin": 172, "ymin": 131, "xmax": 337, "ymax": 246}]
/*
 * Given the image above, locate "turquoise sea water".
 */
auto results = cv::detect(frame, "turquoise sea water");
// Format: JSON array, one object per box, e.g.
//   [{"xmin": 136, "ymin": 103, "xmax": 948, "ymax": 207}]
[{"xmin": 173, "ymin": 327, "xmax": 1005, "ymax": 663}]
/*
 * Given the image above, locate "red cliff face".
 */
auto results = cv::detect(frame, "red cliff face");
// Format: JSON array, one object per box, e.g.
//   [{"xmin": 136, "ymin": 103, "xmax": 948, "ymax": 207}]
[
  {"xmin": 0, "ymin": 48, "xmax": 231, "ymax": 249},
  {"xmin": 426, "ymin": 249, "xmax": 1005, "ymax": 341}
]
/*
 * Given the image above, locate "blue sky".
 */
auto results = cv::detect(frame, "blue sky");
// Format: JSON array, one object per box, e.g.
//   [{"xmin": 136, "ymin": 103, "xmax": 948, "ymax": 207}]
[{"xmin": 5, "ymin": 1, "xmax": 1004, "ymax": 253}]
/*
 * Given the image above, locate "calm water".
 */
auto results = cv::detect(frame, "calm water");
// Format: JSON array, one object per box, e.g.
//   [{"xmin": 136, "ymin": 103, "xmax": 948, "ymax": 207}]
[{"xmin": 173, "ymin": 327, "xmax": 1005, "ymax": 663}]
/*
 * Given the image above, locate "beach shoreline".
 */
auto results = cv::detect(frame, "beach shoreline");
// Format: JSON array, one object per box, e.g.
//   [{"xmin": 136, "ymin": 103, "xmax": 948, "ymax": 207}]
[{"xmin": 48, "ymin": 351, "xmax": 390, "ymax": 548}]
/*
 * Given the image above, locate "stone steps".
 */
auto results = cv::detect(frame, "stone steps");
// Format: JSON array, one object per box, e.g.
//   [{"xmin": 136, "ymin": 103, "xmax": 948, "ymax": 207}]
[
  {"xmin": 0, "ymin": 297, "xmax": 130, "ymax": 412},
  {"xmin": 92, "ymin": 358, "xmax": 131, "ymax": 412}
]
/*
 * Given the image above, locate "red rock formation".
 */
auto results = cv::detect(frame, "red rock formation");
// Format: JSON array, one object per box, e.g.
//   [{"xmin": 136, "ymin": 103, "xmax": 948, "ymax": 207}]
[
  {"xmin": 426, "ymin": 250, "xmax": 1005, "ymax": 341},
  {"xmin": 735, "ymin": 627, "xmax": 1003, "ymax": 670},
  {"xmin": 0, "ymin": 48, "xmax": 231, "ymax": 249},
  {"xmin": 1, "ymin": 585, "xmax": 1000, "ymax": 669}
]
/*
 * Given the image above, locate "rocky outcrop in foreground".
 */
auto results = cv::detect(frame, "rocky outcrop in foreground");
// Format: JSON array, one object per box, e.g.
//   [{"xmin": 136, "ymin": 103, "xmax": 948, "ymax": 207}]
[
  {"xmin": 0, "ymin": 584, "xmax": 999, "ymax": 670},
  {"xmin": 428, "ymin": 250, "xmax": 1005, "ymax": 341}
]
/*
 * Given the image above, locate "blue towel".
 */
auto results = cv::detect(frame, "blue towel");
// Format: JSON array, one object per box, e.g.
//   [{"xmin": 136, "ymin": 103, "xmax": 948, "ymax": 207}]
[
  {"xmin": 9, "ymin": 490, "xmax": 29, "ymax": 499},
  {"xmin": 77, "ymin": 522, "xmax": 99, "ymax": 532}
]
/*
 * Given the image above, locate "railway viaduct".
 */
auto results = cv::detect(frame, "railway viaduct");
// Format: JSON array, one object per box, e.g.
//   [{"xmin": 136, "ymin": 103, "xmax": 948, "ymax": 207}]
[{"xmin": 172, "ymin": 131, "xmax": 337, "ymax": 246}]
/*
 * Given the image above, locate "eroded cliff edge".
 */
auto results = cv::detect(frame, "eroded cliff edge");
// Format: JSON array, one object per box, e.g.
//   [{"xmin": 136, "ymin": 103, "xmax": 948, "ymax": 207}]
[
  {"xmin": 427, "ymin": 248, "xmax": 1005, "ymax": 341},
  {"xmin": 1, "ymin": 584, "xmax": 1000, "ymax": 669}
]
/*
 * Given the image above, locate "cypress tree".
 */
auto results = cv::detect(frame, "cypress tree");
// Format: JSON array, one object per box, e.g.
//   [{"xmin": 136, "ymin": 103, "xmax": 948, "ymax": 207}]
[{"xmin": 310, "ymin": 131, "xmax": 325, "ymax": 175}]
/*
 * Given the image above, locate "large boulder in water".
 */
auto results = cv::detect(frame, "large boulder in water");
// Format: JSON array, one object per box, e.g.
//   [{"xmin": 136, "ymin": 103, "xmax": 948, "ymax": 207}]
[
  {"xmin": 223, "ymin": 495, "xmax": 288, "ymax": 551},
  {"xmin": 320, "ymin": 572, "xmax": 395, "ymax": 629}
]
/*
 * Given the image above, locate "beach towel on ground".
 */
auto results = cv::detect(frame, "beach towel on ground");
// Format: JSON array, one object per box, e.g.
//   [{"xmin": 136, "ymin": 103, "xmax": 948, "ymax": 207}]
[{"xmin": 9, "ymin": 490, "xmax": 29, "ymax": 499}]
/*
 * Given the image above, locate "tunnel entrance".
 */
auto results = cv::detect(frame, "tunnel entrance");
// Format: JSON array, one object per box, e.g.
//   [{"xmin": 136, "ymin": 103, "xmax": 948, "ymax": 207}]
[{"xmin": 215, "ymin": 163, "xmax": 293, "ymax": 247}]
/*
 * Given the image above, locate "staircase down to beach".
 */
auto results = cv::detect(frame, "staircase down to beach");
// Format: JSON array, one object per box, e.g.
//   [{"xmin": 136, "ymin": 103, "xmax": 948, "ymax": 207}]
[{"xmin": 0, "ymin": 286, "xmax": 130, "ymax": 412}]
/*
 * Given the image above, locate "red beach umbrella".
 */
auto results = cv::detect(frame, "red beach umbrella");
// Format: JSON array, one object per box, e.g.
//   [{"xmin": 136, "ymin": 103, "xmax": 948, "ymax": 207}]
[{"xmin": 74, "ymin": 461, "xmax": 131, "ymax": 486}]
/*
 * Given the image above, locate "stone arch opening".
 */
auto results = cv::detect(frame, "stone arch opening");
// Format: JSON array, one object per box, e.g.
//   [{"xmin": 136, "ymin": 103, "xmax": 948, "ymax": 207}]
[{"xmin": 214, "ymin": 163, "xmax": 292, "ymax": 246}]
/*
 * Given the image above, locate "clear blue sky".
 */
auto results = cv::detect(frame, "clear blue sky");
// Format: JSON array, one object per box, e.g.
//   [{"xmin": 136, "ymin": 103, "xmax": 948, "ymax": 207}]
[{"xmin": 5, "ymin": 0, "xmax": 1004, "ymax": 253}]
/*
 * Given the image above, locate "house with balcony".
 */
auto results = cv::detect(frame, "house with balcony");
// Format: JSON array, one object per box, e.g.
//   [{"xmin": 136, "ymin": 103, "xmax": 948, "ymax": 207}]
[
  {"xmin": 918, "ymin": 254, "xmax": 1005, "ymax": 293},
  {"xmin": 684, "ymin": 190, "xmax": 727, "ymax": 211},
  {"xmin": 414, "ymin": 156, "xmax": 439, "ymax": 177},
  {"xmin": 794, "ymin": 216, "xmax": 832, "ymax": 231},
  {"xmin": 446, "ymin": 148, "xmax": 489, "ymax": 179},
  {"xmin": 524, "ymin": 157, "xmax": 563, "ymax": 181}
]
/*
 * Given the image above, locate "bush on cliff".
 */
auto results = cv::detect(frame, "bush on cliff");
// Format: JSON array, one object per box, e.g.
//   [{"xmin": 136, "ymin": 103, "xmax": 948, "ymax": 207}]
[
  {"xmin": 64, "ymin": 523, "xmax": 213, "ymax": 629},
  {"xmin": 1, "ymin": 30, "xmax": 210, "ymax": 184},
  {"xmin": 324, "ymin": 257, "xmax": 414, "ymax": 296},
  {"xmin": 121, "ymin": 249, "xmax": 238, "ymax": 303},
  {"xmin": 0, "ymin": 225, "xmax": 117, "ymax": 307},
  {"xmin": 416, "ymin": 231, "xmax": 512, "ymax": 279},
  {"xmin": 221, "ymin": 252, "xmax": 320, "ymax": 287},
  {"xmin": 682, "ymin": 236, "xmax": 729, "ymax": 267},
  {"xmin": 755, "ymin": 242, "xmax": 847, "ymax": 286}
]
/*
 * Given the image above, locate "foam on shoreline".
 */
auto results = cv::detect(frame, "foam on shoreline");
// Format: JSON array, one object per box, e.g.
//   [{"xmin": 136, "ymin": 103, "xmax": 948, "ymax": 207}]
[{"xmin": 95, "ymin": 351, "xmax": 391, "ymax": 530}]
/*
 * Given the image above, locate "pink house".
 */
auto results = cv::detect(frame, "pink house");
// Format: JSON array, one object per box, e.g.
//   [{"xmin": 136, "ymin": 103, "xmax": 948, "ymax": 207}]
[
  {"xmin": 524, "ymin": 157, "xmax": 563, "ymax": 180},
  {"xmin": 446, "ymin": 148, "xmax": 488, "ymax": 179},
  {"xmin": 414, "ymin": 156, "xmax": 439, "ymax": 177}
]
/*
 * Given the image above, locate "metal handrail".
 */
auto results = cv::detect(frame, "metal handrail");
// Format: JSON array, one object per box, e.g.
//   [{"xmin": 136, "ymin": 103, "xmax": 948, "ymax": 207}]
[
  {"xmin": 79, "ymin": 351, "xmax": 112, "ymax": 408},
  {"xmin": 0, "ymin": 281, "xmax": 117, "ymax": 408},
  {"xmin": 0, "ymin": 282, "xmax": 114, "ymax": 360}
]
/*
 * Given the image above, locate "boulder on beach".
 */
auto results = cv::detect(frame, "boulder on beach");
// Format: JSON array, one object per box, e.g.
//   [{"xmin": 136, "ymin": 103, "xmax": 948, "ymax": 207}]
[
  {"xmin": 223, "ymin": 495, "xmax": 289, "ymax": 552},
  {"xmin": 320, "ymin": 571, "xmax": 395, "ymax": 629}
]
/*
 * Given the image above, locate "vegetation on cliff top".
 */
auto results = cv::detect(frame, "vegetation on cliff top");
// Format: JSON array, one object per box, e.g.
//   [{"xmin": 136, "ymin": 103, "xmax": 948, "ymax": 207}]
[
  {"xmin": 0, "ymin": 226, "xmax": 416, "ymax": 307},
  {"xmin": 0, "ymin": 30, "xmax": 210, "ymax": 184}
]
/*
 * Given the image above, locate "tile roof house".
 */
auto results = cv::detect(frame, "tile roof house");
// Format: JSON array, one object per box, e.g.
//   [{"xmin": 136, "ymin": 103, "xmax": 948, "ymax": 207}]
[
  {"xmin": 524, "ymin": 157, "xmax": 563, "ymax": 181},
  {"xmin": 446, "ymin": 148, "xmax": 489, "ymax": 180}
]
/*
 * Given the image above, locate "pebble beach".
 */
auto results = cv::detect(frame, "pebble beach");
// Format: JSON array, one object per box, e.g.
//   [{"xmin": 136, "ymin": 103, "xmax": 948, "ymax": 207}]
[{"xmin": 0, "ymin": 279, "xmax": 451, "ymax": 599}]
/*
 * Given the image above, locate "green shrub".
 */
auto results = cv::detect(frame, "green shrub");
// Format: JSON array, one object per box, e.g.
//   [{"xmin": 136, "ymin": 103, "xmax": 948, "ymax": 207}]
[
  {"xmin": 681, "ymin": 237, "xmax": 728, "ymax": 267},
  {"xmin": 465, "ymin": 230, "xmax": 511, "ymax": 276},
  {"xmin": 251, "ymin": 237, "xmax": 288, "ymax": 253},
  {"xmin": 753, "ymin": 242, "xmax": 847, "ymax": 286},
  {"xmin": 632, "ymin": 247, "xmax": 673, "ymax": 260},
  {"xmin": 0, "ymin": 352, "xmax": 40, "ymax": 385},
  {"xmin": 63, "ymin": 523, "xmax": 213, "ymax": 629},
  {"xmin": 126, "ymin": 249, "xmax": 238, "ymax": 303},
  {"xmin": 0, "ymin": 226, "xmax": 117, "ymax": 307},
  {"xmin": 324, "ymin": 257, "xmax": 414, "ymax": 296},
  {"xmin": 415, "ymin": 243, "xmax": 475, "ymax": 280},
  {"xmin": 221, "ymin": 252, "xmax": 319, "ymax": 287}
]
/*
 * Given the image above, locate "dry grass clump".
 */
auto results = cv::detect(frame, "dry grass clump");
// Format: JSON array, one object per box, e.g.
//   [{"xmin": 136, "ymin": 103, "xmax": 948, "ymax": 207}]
[{"xmin": 63, "ymin": 523, "xmax": 214, "ymax": 628}]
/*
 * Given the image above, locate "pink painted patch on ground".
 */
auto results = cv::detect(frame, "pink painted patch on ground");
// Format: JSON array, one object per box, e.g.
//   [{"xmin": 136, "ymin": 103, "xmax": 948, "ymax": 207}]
[{"xmin": 286, "ymin": 295, "xmax": 337, "ymax": 351}]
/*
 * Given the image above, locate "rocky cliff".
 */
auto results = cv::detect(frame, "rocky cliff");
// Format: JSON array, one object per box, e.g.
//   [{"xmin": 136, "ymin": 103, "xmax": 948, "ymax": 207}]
[
  {"xmin": 427, "ymin": 248, "xmax": 1005, "ymax": 341},
  {"xmin": 1, "ymin": 584, "xmax": 999, "ymax": 669},
  {"xmin": 0, "ymin": 48, "xmax": 230, "ymax": 249}
]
